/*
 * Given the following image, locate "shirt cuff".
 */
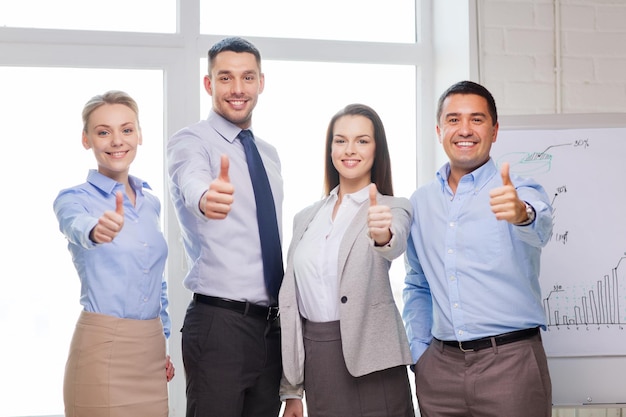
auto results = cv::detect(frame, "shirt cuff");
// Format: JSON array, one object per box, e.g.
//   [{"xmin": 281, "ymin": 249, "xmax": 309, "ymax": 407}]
[
  {"xmin": 280, "ymin": 394, "xmax": 303, "ymax": 401},
  {"xmin": 368, "ymin": 230, "xmax": 394, "ymax": 250}
]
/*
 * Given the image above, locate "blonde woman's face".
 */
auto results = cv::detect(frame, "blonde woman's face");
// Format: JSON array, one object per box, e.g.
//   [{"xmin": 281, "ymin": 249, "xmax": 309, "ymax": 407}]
[{"xmin": 82, "ymin": 103, "xmax": 142, "ymax": 182}]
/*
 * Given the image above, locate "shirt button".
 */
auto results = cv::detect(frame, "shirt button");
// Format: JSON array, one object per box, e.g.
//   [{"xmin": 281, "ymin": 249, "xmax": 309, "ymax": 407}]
[
  {"xmin": 341, "ymin": 296, "xmax": 348, "ymax": 304},
  {"xmin": 453, "ymin": 303, "xmax": 459, "ymax": 308},
  {"xmin": 449, "ymin": 222, "xmax": 455, "ymax": 227},
  {"xmin": 447, "ymin": 249, "xmax": 454, "ymax": 254},
  {"xmin": 458, "ymin": 330, "xmax": 464, "ymax": 336},
  {"xmin": 450, "ymin": 275, "xmax": 455, "ymax": 281}
]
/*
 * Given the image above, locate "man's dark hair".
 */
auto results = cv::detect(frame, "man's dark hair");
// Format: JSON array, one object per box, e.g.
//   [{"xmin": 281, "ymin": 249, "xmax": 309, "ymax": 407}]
[
  {"xmin": 436, "ymin": 80, "xmax": 498, "ymax": 126},
  {"xmin": 208, "ymin": 37, "xmax": 261, "ymax": 73}
]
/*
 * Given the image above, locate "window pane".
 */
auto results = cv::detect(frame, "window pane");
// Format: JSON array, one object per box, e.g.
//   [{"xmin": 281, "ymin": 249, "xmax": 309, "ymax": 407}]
[
  {"xmin": 200, "ymin": 59, "xmax": 416, "ymax": 301},
  {"xmin": 200, "ymin": 0, "xmax": 416, "ymax": 43},
  {"xmin": 0, "ymin": 0, "xmax": 176, "ymax": 33},
  {"xmin": 0, "ymin": 67, "xmax": 163, "ymax": 417}
]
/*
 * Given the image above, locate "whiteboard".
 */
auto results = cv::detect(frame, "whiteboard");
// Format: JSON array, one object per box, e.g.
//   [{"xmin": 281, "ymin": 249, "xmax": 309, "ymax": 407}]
[{"xmin": 494, "ymin": 113, "xmax": 626, "ymax": 406}]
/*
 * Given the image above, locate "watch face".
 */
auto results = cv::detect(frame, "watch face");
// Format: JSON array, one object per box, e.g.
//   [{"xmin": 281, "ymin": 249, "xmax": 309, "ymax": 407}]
[
  {"xmin": 525, "ymin": 203, "xmax": 535, "ymax": 222},
  {"xmin": 516, "ymin": 202, "xmax": 535, "ymax": 226}
]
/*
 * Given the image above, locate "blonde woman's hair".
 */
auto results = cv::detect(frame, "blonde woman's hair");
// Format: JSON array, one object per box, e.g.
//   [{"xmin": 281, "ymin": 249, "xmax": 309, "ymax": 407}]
[{"xmin": 82, "ymin": 90, "xmax": 140, "ymax": 133}]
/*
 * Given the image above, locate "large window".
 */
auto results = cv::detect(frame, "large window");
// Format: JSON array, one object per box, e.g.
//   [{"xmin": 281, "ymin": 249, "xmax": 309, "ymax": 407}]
[
  {"xmin": 0, "ymin": 2, "xmax": 428, "ymax": 416},
  {"xmin": 199, "ymin": 59, "xmax": 417, "ymax": 246},
  {"xmin": 201, "ymin": 60, "xmax": 417, "ymax": 312}
]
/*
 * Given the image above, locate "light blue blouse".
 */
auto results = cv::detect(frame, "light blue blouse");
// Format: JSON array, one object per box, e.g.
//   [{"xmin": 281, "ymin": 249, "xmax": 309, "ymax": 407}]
[{"xmin": 54, "ymin": 169, "xmax": 170, "ymax": 337}]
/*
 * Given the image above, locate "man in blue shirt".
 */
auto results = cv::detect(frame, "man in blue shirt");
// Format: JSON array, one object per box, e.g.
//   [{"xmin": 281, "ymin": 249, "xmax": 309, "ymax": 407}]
[{"xmin": 402, "ymin": 80, "xmax": 553, "ymax": 417}]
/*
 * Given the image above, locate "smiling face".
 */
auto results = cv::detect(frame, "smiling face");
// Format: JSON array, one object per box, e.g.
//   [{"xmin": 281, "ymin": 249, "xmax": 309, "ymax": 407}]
[
  {"xmin": 331, "ymin": 114, "xmax": 376, "ymax": 194},
  {"xmin": 437, "ymin": 93, "xmax": 499, "ymax": 182},
  {"xmin": 204, "ymin": 50, "xmax": 264, "ymax": 129},
  {"xmin": 82, "ymin": 103, "xmax": 141, "ymax": 183}
]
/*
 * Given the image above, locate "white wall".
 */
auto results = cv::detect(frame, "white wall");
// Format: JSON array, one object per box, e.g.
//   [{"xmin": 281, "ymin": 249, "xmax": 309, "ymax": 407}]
[{"xmin": 477, "ymin": 0, "xmax": 626, "ymax": 115}]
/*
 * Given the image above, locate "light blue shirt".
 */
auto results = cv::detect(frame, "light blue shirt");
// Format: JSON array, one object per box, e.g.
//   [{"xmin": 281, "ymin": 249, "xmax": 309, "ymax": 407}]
[
  {"xmin": 54, "ymin": 170, "xmax": 171, "ymax": 338},
  {"xmin": 167, "ymin": 110, "xmax": 283, "ymax": 306},
  {"xmin": 402, "ymin": 158, "xmax": 553, "ymax": 362}
]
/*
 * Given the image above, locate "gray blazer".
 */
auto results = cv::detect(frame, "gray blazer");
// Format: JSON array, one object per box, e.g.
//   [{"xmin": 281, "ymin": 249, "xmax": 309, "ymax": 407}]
[{"xmin": 279, "ymin": 193, "xmax": 414, "ymax": 398}]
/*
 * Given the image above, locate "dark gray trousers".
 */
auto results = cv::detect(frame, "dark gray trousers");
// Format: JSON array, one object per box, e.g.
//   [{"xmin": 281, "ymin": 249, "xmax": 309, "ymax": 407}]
[
  {"xmin": 182, "ymin": 299, "xmax": 282, "ymax": 417},
  {"xmin": 303, "ymin": 319, "xmax": 415, "ymax": 417}
]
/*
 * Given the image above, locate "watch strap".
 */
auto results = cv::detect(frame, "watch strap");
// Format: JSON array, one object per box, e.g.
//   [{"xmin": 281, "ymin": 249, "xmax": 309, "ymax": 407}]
[{"xmin": 516, "ymin": 201, "xmax": 536, "ymax": 226}]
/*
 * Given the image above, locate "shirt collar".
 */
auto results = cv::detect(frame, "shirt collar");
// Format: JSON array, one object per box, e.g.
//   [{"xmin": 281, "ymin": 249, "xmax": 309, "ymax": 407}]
[
  {"xmin": 86, "ymin": 169, "xmax": 150, "ymax": 195},
  {"xmin": 329, "ymin": 184, "xmax": 370, "ymax": 205},
  {"xmin": 436, "ymin": 158, "xmax": 497, "ymax": 190},
  {"xmin": 208, "ymin": 109, "xmax": 254, "ymax": 144}
]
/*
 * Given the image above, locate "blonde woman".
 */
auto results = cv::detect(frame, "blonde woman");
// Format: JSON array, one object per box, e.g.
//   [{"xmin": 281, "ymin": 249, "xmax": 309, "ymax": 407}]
[{"xmin": 54, "ymin": 91, "xmax": 174, "ymax": 417}]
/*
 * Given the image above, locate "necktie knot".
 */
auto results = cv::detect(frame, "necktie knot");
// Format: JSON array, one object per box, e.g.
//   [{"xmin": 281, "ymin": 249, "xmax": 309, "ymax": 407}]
[{"xmin": 238, "ymin": 129, "xmax": 254, "ymax": 143}]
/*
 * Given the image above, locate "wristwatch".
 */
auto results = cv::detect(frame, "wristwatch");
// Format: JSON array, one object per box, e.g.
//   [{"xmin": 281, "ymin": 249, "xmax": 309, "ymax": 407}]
[{"xmin": 516, "ymin": 201, "xmax": 536, "ymax": 226}]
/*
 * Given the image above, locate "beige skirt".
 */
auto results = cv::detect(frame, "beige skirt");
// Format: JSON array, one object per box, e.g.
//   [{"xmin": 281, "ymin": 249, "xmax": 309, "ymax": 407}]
[{"xmin": 63, "ymin": 311, "xmax": 168, "ymax": 417}]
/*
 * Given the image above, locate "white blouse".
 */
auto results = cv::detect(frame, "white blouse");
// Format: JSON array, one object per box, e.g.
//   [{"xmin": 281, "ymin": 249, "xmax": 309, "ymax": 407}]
[{"xmin": 293, "ymin": 185, "xmax": 370, "ymax": 322}]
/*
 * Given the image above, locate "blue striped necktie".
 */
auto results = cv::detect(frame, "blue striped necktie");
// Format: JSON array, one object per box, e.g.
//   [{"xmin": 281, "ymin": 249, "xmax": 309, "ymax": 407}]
[{"xmin": 238, "ymin": 129, "xmax": 284, "ymax": 304}]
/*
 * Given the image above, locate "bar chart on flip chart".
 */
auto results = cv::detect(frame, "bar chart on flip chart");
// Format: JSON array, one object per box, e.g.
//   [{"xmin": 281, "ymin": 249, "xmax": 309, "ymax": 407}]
[{"xmin": 542, "ymin": 258, "xmax": 623, "ymax": 328}]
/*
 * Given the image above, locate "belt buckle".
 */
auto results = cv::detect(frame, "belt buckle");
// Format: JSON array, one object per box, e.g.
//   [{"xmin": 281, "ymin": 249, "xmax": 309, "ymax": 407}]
[
  {"xmin": 458, "ymin": 341, "xmax": 474, "ymax": 353},
  {"xmin": 267, "ymin": 306, "xmax": 279, "ymax": 321}
]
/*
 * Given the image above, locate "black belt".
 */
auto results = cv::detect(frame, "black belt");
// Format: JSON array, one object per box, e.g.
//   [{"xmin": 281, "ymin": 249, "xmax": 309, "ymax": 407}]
[
  {"xmin": 193, "ymin": 293, "xmax": 279, "ymax": 321},
  {"xmin": 437, "ymin": 327, "xmax": 539, "ymax": 352}
]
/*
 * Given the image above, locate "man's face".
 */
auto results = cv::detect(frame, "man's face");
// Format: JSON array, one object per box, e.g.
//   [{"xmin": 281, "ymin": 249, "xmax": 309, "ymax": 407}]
[
  {"xmin": 437, "ymin": 93, "xmax": 498, "ymax": 177},
  {"xmin": 204, "ymin": 51, "xmax": 264, "ymax": 129}
]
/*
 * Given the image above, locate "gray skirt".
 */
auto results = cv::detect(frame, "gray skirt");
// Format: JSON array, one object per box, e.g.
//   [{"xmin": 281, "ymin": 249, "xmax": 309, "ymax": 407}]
[
  {"xmin": 303, "ymin": 319, "xmax": 415, "ymax": 417},
  {"xmin": 63, "ymin": 311, "xmax": 168, "ymax": 417}
]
